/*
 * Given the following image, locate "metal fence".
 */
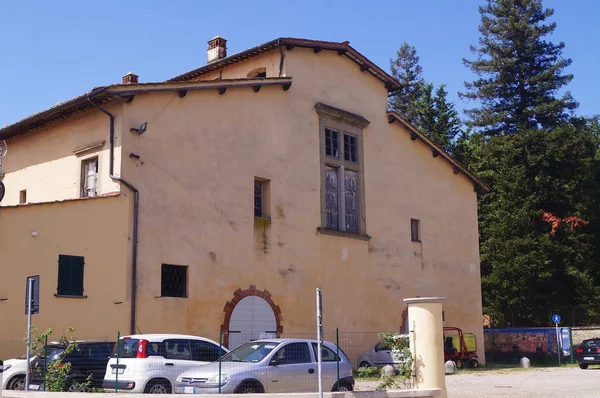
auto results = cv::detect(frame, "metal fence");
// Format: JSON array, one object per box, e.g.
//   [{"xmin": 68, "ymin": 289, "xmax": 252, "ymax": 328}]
[
  {"xmin": 489, "ymin": 306, "xmax": 600, "ymax": 328},
  {"xmin": 1, "ymin": 330, "xmax": 401, "ymax": 394}
]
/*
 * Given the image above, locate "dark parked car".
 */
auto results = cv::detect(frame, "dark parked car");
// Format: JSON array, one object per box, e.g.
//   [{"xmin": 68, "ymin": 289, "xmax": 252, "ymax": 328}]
[
  {"xmin": 574, "ymin": 338, "xmax": 600, "ymax": 369},
  {"xmin": 28, "ymin": 341, "xmax": 115, "ymax": 391}
]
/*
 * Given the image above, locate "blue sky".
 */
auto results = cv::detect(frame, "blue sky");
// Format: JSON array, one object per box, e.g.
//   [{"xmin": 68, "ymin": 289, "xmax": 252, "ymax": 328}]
[{"xmin": 0, "ymin": 0, "xmax": 597, "ymax": 127}]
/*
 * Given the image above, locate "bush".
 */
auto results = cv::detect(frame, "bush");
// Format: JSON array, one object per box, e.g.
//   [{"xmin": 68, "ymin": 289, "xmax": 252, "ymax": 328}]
[
  {"xmin": 357, "ymin": 366, "xmax": 381, "ymax": 378},
  {"xmin": 377, "ymin": 333, "xmax": 412, "ymax": 390}
]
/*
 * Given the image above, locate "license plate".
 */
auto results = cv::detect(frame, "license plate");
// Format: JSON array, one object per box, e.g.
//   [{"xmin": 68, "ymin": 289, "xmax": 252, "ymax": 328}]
[
  {"xmin": 584, "ymin": 356, "xmax": 594, "ymax": 360},
  {"xmin": 29, "ymin": 384, "xmax": 41, "ymax": 390},
  {"xmin": 183, "ymin": 386, "xmax": 196, "ymax": 394},
  {"xmin": 111, "ymin": 368, "xmax": 125, "ymax": 374}
]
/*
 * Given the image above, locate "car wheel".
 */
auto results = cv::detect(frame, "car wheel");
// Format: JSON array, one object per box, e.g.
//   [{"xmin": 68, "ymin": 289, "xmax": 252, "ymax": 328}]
[
  {"xmin": 144, "ymin": 379, "xmax": 172, "ymax": 394},
  {"xmin": 8, "ymin": 375, "xmax": 25, "ymax": 390},
  {"xmin": 454, "ymin": 359, "xmax": 463, "ymax": 369},
  {"xmin": 359, "ymin": 361, "xmax": 371, "ymax": 368},
  {"xmin": 235, "ymin": 380, "xmax": 264, "ymax": 394},
  {"xmin": 333, "ymin": 382, "xmax": 353, "ymax": 392},
  {"xmin": 579, "ymin": 363, "xmax": 589, "ymax": 369},
  {"xmin": 469, "ymin": 359, "xmax": 479, "ymax": 368}
]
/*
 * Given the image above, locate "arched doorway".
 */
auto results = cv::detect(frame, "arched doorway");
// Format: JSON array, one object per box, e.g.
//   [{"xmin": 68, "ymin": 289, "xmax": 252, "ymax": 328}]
[
  {"xmin": 229, "ymin": 296, "xmax": 277, "ymax": 349},
  {"xmin": 221, "ymin": 285, "xmax": 283, "ymax": 349}
]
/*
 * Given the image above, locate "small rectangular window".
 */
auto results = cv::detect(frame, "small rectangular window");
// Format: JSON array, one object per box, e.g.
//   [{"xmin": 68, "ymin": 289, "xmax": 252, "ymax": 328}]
[
  {"xmin": 411, "ymin": 219, "xmax": 421, "ymax": 242},
  {"xmin": 81, "ymin": 157, "xmax": 98, "ymax": 198},
  {"xmin": 343, "ymin": 134, "xmax": 358, "ymax": 163},
  {"xmin": 161, "ymin": 264, "xmax": 188, "ymax": 298},
  {"xmin": 57, "ymin": 255, "xmax": 85, "ymax": 296},
  {"xmin": 19, "ymin": 190, "xmax": 27, "ymax": 204},
  {"xmin": 325, "ymin": 128, "xmax": 340, "ymax": 159},
  {"xmin": 254, "ymin": 178, "xmax": 271, "ymax": 218},
  {"xmin": 254, "ymin": 181, "xmax": 263, "ymax": 217}
]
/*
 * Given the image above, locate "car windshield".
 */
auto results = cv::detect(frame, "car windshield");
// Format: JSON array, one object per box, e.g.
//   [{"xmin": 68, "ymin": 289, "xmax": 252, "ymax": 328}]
[
  {"xmin": 221, "ymin": 342, "xmax": 280, "ymax": 363},
  {"xmin": 39, "ymin": 347, "xmax": 66, "ymax": 361}
]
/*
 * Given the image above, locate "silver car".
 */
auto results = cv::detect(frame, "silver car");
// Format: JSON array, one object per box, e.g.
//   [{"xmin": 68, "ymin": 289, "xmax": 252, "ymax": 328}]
[
  {"xmin": 174, "ymin": 338, "xmax": 354, "ymax": 394},
  {"xmin": 357, "ymin": 335, "xmax": 408, "ymax": 369}
]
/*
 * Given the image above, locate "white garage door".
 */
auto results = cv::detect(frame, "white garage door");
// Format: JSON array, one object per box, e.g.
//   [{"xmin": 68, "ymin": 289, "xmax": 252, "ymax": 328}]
[{"xmin": 229, "ymin": 296, "xmax": 277, "ymax": 349}]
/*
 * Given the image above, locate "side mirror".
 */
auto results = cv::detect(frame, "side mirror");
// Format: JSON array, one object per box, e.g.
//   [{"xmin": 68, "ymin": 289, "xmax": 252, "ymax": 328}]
[{"xmin": 270, "ymin": 357, "xmax": 287, "ymax": 366}]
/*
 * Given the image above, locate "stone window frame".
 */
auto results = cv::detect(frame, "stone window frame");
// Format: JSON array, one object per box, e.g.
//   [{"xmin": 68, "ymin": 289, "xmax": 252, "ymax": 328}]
[{"xmin": 315, "ymin": 103, "xmax": 370, "ymax": 239}]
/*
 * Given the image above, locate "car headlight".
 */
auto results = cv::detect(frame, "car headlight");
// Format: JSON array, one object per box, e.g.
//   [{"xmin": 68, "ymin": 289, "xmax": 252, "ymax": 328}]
[
  {"xmin": 176, "ymin": 375, "xmax": 183, "ymax": 383},
  {"xmin": 2, "ymin": 364, "xmax": 12, "ymax": 372},
  {"xmin": 207, "ymin": 374, "xmax": 229, "ymax": 384}
]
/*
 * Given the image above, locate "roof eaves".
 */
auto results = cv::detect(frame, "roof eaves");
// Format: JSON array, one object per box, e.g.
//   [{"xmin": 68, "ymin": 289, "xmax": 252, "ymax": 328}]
[
  {"xmin": 0, "ymin": 88, "xmax": 117, "ymax": 141},
  {"xmin": 166, "ymin": 37, "xmax": 401, "ymax": 90},
  {"xmin": 386, "ymin": 111, "xmax": 490, "ymax": 194}
]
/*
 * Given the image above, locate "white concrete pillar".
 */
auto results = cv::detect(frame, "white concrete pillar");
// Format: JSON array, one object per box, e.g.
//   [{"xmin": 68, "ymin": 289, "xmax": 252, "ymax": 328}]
[{"xmin": 404, "ymin": 297, "xmax": 447, "ymax": 398}]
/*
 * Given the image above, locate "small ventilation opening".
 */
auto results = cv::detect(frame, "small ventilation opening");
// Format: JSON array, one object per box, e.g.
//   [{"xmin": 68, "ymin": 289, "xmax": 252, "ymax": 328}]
[{"xmin": 247, "ymin": 67, "xmax": 267, "ymax": 78}]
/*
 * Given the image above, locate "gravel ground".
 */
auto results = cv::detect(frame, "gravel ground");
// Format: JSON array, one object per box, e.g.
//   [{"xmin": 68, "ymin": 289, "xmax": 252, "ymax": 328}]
[{"xmin": 357, "ymin": 367, "xmax": 599, "ymax": 397}]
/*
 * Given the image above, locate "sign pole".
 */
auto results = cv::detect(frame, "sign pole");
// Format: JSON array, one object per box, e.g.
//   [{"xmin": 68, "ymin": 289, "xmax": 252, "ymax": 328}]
[
  {"xmin": 555, "ymin": 323, "xmax": 560, "ymax": 365},
  {"xmin": 316, "ymin": 288, "xmax": 323, "ymax": 398},
  {"xmin": 25, "ymin": 277, "xmax": 33, "ymax": 391},
  {"xmin": 552, "ymin": 314, "xmax": 561, "ymax": 366}
]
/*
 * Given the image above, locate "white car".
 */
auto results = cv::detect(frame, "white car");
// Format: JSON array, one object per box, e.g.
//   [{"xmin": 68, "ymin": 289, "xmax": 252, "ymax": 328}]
[
  {"xmin": 2, "ymin": 356, "xmax": 31, "ymax": 391},
  {"xmin": 174, "ymin": 338, "xmax": 355, "ymax": 394},
  {"xmin": 102, "ymin": 334, "xmax": 228, "ymax": 394},
  {"xmin": 357, "ymin": 335, "xmax": 408, "ymax": 369}
]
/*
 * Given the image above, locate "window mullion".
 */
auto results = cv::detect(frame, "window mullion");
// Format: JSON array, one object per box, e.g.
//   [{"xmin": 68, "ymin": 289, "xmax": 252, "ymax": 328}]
[{"xmin": 338, "ymin": 165, "xmax": 345, "ymax": 231}]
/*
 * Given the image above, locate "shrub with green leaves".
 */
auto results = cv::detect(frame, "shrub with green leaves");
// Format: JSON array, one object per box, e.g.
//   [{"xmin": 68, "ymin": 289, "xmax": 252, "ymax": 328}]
[
  {"xmin": 377, "ymin": 333, "xmax": 412, "ymax": 390},
  {"xmin": 357, "ymin": 366, "xmax": 381, "ymax": 378}
]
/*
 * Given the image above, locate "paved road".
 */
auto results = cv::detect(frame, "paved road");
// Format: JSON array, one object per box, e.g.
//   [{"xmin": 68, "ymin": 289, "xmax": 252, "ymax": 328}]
[{"xmin": 447, "ymin": 367, "xmax": 598, "ymax": 398}]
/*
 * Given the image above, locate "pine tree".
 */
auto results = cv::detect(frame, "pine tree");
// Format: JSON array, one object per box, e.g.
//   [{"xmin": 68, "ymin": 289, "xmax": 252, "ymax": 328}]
[
  {"xmin": 460, "ymin": 0, "xmax": 578, "ymax": 136},
  {"xmin": 414, "ymin": 84, "xmax": 462, "ymax": 153},
  {"xmin": 389, "ymin": 43, "xmax": 425, "ymax": 125}
]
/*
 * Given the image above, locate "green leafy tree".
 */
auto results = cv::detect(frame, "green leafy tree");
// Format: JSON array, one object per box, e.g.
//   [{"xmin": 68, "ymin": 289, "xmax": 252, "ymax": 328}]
[
  {"xmin": 389, "ymin": 42, "xmax": 425, "ymax": 125},
  {"xmin": 460, "ymin": 0, "xmax": 578, "ymax": 136}
]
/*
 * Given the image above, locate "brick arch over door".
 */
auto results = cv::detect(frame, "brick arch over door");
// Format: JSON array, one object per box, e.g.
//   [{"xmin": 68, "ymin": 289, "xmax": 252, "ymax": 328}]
[{"xmin": 221, "ymin": 285, "xmax": 283, "ymax": 348}]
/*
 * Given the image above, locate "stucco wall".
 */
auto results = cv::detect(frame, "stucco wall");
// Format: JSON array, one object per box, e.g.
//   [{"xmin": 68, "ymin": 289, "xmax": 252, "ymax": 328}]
[
  {"xmin": 119, "ymin": 48, "xmax": 484, "ymax": 362},
  {"xmin": 0, "ymin": 103, "xmax": 123, "ymax": 206},
  {"xmin": 0, "ymin": 195, "xmax": 130, "ymax": 360}
]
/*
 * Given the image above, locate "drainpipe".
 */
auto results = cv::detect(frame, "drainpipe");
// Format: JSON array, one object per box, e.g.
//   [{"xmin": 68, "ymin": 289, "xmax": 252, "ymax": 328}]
[
  {"xmin": 278, "ymin": 38, "xmax": 285, "ymax": 77},
  {"xmin": 87, "ymin": 89, "xmax": 139, "ymax": 336}
]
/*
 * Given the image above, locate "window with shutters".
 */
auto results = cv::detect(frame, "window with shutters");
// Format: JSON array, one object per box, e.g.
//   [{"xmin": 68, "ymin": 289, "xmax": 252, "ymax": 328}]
[
  {"xmin": 161, "ymin": 264, "xmax": 188, "ymax": 298},
  {"xmin": 81, "ymin": 157, "xmax": 98, "ymax": 198},
  {"xmin": 316, "ymin": 103, "xmax": 369, "ymax": 237},
  {"xmin": 56, "ymin": 254, "xmax": 85, "ymax": 297}
]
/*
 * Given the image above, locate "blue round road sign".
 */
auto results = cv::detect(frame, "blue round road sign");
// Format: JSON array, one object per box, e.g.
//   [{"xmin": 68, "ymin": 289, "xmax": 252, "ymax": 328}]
[{"xmin": 552, "ymin": 314, "xmax": 561, "ymax": 323}]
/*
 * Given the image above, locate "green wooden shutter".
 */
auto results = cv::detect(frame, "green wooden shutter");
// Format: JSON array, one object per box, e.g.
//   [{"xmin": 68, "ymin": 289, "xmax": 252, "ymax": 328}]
[{"xmin": 58, "ymin": 255, "xmax": 84, "ymax": 296}]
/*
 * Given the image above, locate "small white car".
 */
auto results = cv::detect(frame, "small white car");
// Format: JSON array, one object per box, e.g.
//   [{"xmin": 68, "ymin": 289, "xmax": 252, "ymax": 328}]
[
  {"xmin": 102, "ymin": 334, "xmax": 228, "ymax": 394},
  {"xmin": 357, "ymin": 335, "xmax": 408, "ymax": 369},
  {"xmin": 174, "ymin": 338, "xmax": 355, "ymax": 394},
  {"xmin": 2, "ymin": 356, "xmax": 32, "ymax": 391}
]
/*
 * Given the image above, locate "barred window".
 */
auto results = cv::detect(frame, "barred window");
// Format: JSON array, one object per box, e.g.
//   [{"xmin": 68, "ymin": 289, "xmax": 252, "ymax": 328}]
[{"xmin": 161, "ymin": 264, "xmax": 187, "ymax": 298}]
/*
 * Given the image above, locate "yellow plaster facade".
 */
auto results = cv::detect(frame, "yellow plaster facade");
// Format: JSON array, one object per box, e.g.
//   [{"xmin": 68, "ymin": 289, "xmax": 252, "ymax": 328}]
[{"xmin": 0, "ymin": 39, "xmax": 484, "ymax": 364}]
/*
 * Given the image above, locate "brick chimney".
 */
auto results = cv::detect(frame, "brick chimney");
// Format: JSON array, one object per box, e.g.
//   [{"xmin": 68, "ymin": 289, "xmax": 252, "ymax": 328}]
[
  {"xmin": 122, "ymin": 72, "xmax": 139, "ymax": 85},
  {"xmin": 207, "ymin": 36, "xmax": 227, "ymax": 63}
]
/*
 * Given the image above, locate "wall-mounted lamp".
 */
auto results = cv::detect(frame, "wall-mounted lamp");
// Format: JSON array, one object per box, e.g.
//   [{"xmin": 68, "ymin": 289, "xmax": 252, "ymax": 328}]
[
  {"xmin": 130, "ymin": 122, "xmax": 148, "ymax": 135},
  {"xmin": 31, "ymin": 231, "xmax": 38, "ymax": 237}
]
